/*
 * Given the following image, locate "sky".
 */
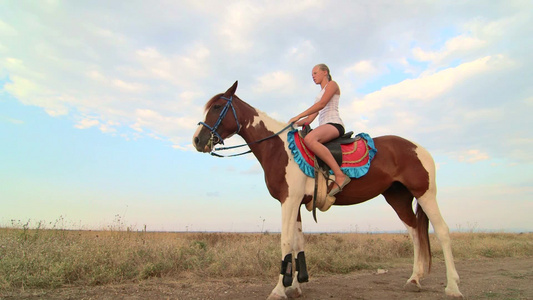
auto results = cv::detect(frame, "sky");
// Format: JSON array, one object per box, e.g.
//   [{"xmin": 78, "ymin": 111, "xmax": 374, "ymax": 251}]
[{"xmin": 1, "ymin": 1, "xmax": 532, "ymax": 233}]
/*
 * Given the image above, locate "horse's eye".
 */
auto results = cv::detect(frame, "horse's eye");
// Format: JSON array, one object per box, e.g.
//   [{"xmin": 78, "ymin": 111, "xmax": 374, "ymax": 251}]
[{"xmin": 213, "ymin": 104, "xmax": 222, "ymax": 110}]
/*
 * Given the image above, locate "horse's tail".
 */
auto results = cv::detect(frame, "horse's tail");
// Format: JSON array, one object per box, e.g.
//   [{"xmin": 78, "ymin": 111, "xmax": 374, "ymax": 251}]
[{"xmin": 416, "ymin": 202, "xmax": 432, "ymax": 274}]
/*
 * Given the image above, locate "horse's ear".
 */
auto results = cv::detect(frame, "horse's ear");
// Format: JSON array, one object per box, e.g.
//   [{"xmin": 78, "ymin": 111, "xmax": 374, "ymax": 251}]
[{"xmin": 224, "ymin": 81, "xmax": 238, "ymax": 97}]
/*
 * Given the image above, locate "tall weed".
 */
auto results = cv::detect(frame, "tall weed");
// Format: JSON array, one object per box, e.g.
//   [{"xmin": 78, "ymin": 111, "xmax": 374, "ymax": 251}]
[{"xmin": 0, "ymin": 224, "xmax": 531, "ymax": 293}]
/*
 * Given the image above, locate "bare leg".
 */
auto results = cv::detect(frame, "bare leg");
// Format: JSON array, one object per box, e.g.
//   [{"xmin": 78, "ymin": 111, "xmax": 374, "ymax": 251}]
[{"xmin": 304, "ymin": 124, "xmax": 346, "ymax": 187}]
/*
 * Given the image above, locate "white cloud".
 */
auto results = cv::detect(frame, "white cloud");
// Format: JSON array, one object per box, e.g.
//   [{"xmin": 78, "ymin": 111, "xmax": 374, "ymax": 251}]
[
  {"xmin": 461, "ymin": 108, "xmax": 502, "ymax": 121},
  {"xmin": 111, "ymin": 79, "xmax": 146, "ymax": 93},
  {"xmin": 0, "ymin": 116, "xmax": 24, "ymax": 125},
  {"xmin": 252, "ymin": 71, "xmax": 297, "ymax": 94},
  {"xmin": 3, "ymin": 75, "xmax": 69, "ymax": 116},
  {"xmin": 75, "ymin": 118, "xmax": 99, "ymax": 129},
  {"xmin": 350, "ymin": 55, "xmax": 502, "ymax": 117},
  {"xmin": 1, "ymin": 1, "xmax": 530, "ymax": 157},
  {"xmin": 133, "ymin": 44, "xmax": 210, "ymax": 86},
  {"xmin": 412, "ymin": 34, "xmax": 487, "ymax": 64},
  {"xmin": 214, "ymin": 1, "xmax": 321, "ymax": 53},
  {"xmin": 457, "ymin": 149, "xmax": 490, "ymax": 163},
  {"xmin": 99, "ymin": 122, "xmax": 117, "ymax": 134},
  {"xmin": 0, "ymin": 19, "xmax": 17, "ymax": 36},
  {"xmin": 216, "ymin": 2, "xmax": 258, "ymax": 52},
  {"xmin": 130, "ymin": 108, "xmax": 198, "ymax": 145},
  {"xmin": 286, "ymin": 40, "xmax": 316, "ymax": 63},
  {"xmin": 344, "ymin": 60, "xmax": 379, "ymax": 76},
  {"xmin": 342, "ymin": 60, "xmax": 383, "ymax": 90},
  {"xmin": 1, "ymin": 0, "xmax": 532, "ymax": 233}
]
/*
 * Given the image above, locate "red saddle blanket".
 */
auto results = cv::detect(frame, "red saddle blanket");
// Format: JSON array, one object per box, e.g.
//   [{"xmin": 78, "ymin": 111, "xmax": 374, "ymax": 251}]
[{"xmin": 287, "ymin": 130, "xmax": 377, "ymax": 178}]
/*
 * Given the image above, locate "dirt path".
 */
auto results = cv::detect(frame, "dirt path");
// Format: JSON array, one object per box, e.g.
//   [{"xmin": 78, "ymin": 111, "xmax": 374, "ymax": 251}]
[{"xmin": 4, "ymin": 257, "xmax": 532, "ymax": 299}]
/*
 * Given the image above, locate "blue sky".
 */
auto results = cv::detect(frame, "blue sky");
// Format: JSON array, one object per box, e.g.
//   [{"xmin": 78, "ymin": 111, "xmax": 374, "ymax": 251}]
[{"xmin": 1, "ymin": 1, "xmax": 532, "ymax": 232}]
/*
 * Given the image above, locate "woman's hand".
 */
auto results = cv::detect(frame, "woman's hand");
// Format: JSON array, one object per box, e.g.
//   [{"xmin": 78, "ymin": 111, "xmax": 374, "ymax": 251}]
[{"xmin": 289, "ymin": 116, "xmax": 301, "ymax": 125}]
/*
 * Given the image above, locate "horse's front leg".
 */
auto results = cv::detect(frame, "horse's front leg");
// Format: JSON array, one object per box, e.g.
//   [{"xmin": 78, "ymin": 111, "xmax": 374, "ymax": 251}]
[
  {"xmin": 285, "ymin": 208, "xmax": 309, "ymax": 299},
  {"xmin": 268, "ymin": 197, "xmax": 301, "ymax": 300}
]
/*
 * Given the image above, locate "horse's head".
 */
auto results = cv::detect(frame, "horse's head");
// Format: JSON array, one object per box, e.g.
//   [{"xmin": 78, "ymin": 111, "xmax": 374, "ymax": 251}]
[{"xmin": 193, "ymin": 81, "xmax": 242, "ymax": 153}]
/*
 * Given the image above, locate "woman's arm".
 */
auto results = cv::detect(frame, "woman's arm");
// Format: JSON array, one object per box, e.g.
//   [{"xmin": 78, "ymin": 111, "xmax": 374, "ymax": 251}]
[{"xmin": 295, "ymin": 112, "xmax": 318, "ymax": 126}]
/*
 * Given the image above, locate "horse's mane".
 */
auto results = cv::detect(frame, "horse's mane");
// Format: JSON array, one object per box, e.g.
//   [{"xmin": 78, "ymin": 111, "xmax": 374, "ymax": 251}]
[{"xmin": 204, "ymin": 93, "xmax": 254, "ymax": 112}]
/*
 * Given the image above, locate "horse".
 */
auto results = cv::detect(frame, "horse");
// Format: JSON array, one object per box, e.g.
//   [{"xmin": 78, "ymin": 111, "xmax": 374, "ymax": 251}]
[{"xmin": 192, "ymin": 81, "xmax": 463, "ymax": 299}]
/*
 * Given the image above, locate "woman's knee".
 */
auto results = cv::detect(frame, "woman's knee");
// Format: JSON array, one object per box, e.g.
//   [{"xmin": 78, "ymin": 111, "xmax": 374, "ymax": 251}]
[{"xmin": 304, "ymin": 133, "xmax": 319, "ymax": 145}]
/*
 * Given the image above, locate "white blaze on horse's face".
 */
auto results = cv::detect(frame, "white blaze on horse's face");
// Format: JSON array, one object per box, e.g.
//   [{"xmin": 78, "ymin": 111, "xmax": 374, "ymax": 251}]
[
  {"xmin": 192, "ymin": 124, "xmax": 209, "ymax": 152},
  {"xmin": 192, "ymin": 109, "xmax": 216, "ymax": 153}
]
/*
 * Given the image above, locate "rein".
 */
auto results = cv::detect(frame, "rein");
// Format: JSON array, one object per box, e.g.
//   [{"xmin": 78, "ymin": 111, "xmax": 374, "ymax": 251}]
[{"xmin": 210, "ymin": 123, "xmax": 295, "ymax": 157}]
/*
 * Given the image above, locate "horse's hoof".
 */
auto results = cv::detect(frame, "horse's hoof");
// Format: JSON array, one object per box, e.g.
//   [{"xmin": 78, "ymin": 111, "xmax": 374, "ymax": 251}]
[
  {"xmin": 285, "ymin": 286, "xmax": 302, "ymax": 298},
  {"xmin": 267, "ymin": 292, "xmax": 288, "ymax": 300},
  {"xmin": 404, "ymin": 279, "xmax": 421, "ymax": 292},
  {"xmin": 445, "ymin": 287, "xmax": 464, "ymax": 298}
]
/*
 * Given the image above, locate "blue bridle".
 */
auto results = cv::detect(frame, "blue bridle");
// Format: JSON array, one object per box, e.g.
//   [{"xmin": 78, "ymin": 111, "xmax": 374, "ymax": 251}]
[
  {"xmin": 197, "ymin": 94, "xmax": 296, "ymax": 157},
  {"xmin": 197, "ymin": 95, "xmax": 241, "ymax": 146}
]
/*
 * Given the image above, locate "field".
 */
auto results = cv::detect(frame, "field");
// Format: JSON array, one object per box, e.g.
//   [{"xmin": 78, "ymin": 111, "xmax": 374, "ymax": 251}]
[{"xmin": 1, "ymin": 224, "xmax": 532, "ymax": 299}]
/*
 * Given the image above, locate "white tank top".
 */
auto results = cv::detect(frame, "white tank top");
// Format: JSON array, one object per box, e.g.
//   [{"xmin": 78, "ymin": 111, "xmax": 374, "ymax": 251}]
[{"xmin": 314, "ymin": 84, "xmax": 344, "ymax": 126}]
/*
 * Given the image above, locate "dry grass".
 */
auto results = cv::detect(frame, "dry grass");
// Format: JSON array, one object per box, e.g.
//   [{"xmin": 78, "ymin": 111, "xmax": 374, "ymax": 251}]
[{"xmin": 0, "ymin": 223, "xmax": 531, "ymax": 293}]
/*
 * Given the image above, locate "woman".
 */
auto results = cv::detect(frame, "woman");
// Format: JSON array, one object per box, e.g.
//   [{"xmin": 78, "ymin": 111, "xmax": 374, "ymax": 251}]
[{"xmin": 289, "ymin": 64, "xmax": 350, "ymax": 196}]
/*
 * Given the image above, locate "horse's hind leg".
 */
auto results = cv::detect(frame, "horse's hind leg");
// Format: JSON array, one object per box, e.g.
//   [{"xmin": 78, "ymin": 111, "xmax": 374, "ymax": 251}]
[
  {"xmin": 402, "ymin": 223, "xmax": 423, "ymax": 291},
  {"xmin": 383, "ymin": 183, "xmax": 428, "ymax": 290},
  {"xmin": 418, "ymin": 192, "xmax": 463, "ymax": 298},
  {"xmin": 414, "ymin": 147, "xmax": 463, "ymax": 298}
]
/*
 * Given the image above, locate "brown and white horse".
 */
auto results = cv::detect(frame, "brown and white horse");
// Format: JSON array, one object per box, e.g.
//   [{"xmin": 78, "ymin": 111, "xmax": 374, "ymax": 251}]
[{"xmin": 192, "ymin": 81, "xmax": 463, "ymax": 299}]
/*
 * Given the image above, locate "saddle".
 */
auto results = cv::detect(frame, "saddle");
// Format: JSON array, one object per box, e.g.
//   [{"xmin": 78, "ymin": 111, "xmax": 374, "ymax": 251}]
[
  {"xmin": 300, "ymin": 125, "xmax": 360, "ymax": 171},
  {"xmin": 299, "ymin": 125, "xmax": 357, "ymax": 215},
  {"xmin": 289, "ymin": 125, "xmax": 377, "ymax": 219},
  {"xmin": 301, "ymin": 124, "xmax": 357, "ymax": 169}
]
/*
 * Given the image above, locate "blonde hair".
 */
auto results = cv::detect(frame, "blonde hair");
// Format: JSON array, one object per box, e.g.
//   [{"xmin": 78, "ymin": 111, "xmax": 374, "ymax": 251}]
[{"xmin": 315, "ymin": 63, "xmax": 332, "ymax": 81}]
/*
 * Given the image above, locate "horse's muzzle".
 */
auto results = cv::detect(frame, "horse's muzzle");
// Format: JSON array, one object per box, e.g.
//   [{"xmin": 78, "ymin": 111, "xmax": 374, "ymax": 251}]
[
  {"xmin": 192, "ymin": 125, "xmax": 212, "ymax": 153},
  {"xmin": 193, "ymin": 136, "xmax": 212, "ymax": 153}
]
